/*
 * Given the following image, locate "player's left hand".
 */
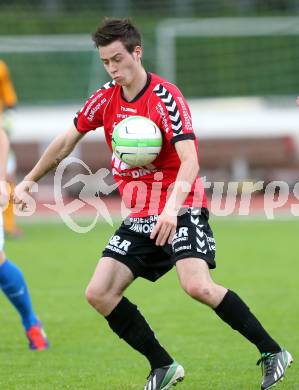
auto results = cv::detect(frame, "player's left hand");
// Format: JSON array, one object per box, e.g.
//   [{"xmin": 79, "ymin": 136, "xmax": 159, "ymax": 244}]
[{"xmin": 150, "ymin": 210, "xmax": 177, "ymax": 246}]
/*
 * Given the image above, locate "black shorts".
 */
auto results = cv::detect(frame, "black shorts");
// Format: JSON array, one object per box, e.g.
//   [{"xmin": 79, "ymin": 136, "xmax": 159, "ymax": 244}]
[{"xmin": 102, "ymin": 208, "xmax": 216, "ymax": 282}]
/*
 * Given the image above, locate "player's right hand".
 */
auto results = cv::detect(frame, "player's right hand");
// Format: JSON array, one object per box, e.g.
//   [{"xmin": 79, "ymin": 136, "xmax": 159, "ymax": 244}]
[{"xmin": 13, "ymin": 180, "xmax": 34, "ymax": 211}]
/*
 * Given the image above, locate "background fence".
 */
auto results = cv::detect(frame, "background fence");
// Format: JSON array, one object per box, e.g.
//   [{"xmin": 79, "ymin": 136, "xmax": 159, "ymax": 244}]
[{"xmin": 1, "ymin": 1, "xmax": 299, "ymax": 104}]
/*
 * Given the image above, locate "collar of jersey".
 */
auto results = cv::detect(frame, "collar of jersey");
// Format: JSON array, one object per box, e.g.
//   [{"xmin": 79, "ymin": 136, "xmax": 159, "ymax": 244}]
[{"xmin": 120, "ymin": 72, "xmax": 152, "ymax": 103}]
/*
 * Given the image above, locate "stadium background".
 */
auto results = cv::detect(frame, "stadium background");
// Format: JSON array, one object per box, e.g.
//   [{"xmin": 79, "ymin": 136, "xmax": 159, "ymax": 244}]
[
  {"xmin": 0, "ymin": 2, "xmax": 299, "ymax": 389},
  {"xmin": 1, "ymin": 0, "xmax": 299, "ymax": 205},
  {"xmin": 1, "ymin": 1, "xmax": 299, "ymax": 102}
]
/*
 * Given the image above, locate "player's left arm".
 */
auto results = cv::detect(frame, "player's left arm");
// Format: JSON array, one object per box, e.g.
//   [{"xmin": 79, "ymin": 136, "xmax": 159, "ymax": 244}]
[{"xmin": 150, "ymin": 139, "xmax": 199, "ymax": 246}]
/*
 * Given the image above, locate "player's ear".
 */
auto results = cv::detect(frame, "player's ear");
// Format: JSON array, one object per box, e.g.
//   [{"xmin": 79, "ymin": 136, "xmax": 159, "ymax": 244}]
[{"xmin": 133, "ymin": 46, "xmax": 142, "ymax": 61}]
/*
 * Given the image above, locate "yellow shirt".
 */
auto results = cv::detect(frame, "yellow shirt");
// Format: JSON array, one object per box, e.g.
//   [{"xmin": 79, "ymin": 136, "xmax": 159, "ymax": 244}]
[{"xmin": 0, "ymin": 60, "xmax": 17, "ymax": 113}]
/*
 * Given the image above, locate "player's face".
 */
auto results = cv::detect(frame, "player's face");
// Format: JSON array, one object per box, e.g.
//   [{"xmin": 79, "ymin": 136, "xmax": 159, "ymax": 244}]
[{"xmin": 99, "ymin": 40, "xmax": 142, "ymax": 87}]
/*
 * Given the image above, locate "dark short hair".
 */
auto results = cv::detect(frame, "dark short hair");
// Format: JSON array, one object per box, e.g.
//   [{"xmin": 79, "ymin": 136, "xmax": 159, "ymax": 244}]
[{"xmin": 92, "ymin": 18, "xmax": 142, "ymax": 53}]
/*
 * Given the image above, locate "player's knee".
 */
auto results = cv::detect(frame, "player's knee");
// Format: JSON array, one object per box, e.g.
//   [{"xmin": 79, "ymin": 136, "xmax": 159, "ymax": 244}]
[
  {"xmin": 85, "ymin": 285, "xmax": 104, "ymax": 308},
  {"xmin": 85, "ymin": 284, "xmax": 113, "ymax": 314},
  {"xmin": 184, "ymin": 280, "xmax": 214, "ymax": 304},
  {"xmin": 85, "ymin": 285, "xmax": 94, "ymax": 305}
]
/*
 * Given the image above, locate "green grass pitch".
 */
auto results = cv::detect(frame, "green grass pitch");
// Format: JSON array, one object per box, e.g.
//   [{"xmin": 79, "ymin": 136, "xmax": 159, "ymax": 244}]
[{"xmin": 1, "ymin": 219, "xmax": 298, "ymax": 389}]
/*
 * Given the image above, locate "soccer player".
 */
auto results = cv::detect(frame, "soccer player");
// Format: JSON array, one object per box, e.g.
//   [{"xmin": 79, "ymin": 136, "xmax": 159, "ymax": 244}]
[
  {"xmin": 0, "ymin": 59, "xmax": 23, "ymax": 238},
  {"xmin": 0, "ymin": 126, "xmax": 48, "ymax": 350},
  {"xmin": 14, "ymin": 18, "xmax": 292, "ymax": 389}
]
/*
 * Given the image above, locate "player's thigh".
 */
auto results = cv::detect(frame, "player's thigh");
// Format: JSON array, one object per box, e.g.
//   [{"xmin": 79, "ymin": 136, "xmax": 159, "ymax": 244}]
[
  {"xmin": 87, "ymin": 256, "xmax": 134, "ymax": 297},
  {"xmin": 176, "ymin": 257, "xmax": 213, "ymax": 289}
]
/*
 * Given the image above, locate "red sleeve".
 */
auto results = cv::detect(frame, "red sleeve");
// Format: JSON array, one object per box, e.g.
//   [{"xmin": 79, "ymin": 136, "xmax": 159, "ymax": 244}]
[
  {"xmin": 152, "ymin": 82, "xmax": 195, "ymax": 144},
  {"xmin": 74, "ymin": 81, "xmax": 115, "ymax": 133}
]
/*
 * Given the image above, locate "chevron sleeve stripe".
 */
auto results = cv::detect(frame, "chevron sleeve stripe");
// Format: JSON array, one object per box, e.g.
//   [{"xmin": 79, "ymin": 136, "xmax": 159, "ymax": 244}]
[{"xmin": 153, "ymin": 84, "xmax": 183, "ymax": 136}]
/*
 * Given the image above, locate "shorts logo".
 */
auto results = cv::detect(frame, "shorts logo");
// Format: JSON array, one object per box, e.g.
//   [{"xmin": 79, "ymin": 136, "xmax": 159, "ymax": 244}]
[
  {"xmin": 172, "ymin": 227, "xmax": 189, "ymax": 246},
  {"xmin": 174, "ymin": 244, "xmax": 191, "ymax": 253},
  {"xmin": 128, "ymin": 215, "xmax": 158, "ymax": 234},
  {"xmin": 129, "ymin": 223, "xmax": 154, "ymax": 234},
  {"xmin": 106, "ymin": 235, "xmax": 131, "ymax": 255}
]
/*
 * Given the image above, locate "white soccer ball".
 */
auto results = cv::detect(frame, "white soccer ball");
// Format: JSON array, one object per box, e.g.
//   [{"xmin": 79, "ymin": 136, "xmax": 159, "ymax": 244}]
[{"xmin": 112, "ymin": 116, "xmax": 162, "ymax": 167}]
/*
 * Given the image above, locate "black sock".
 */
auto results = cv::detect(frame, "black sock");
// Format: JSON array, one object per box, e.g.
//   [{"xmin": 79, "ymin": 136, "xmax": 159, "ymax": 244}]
[
  {"xmin": 214, "ymin": 290, "xmax": 281, "ymax": 354},
  {"xmin": 106, "ymin": 297, "xmax": 173, "ymax": 369}
]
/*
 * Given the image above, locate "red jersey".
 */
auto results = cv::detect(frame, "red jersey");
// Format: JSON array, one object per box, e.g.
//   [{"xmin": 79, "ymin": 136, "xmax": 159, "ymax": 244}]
[{"xmin": 74, "ymin": 72, "xmax": 207, "ymax": 217}]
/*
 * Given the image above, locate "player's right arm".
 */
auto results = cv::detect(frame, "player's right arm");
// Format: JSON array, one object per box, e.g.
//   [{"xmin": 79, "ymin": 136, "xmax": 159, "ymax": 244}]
[
  {"xmin": 14, "ymin": 83, "xmax": 111, "ymax": 210},
  {"xmin": 14, "ymin": 125, "xmax": 84, "ymax": 210}
]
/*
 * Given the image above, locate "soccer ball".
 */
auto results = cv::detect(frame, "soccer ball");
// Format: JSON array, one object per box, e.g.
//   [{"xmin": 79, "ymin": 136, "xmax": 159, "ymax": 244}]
[{"xmin": 112, "ymin": 116, "xmax": 162, "ymax": 167}]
